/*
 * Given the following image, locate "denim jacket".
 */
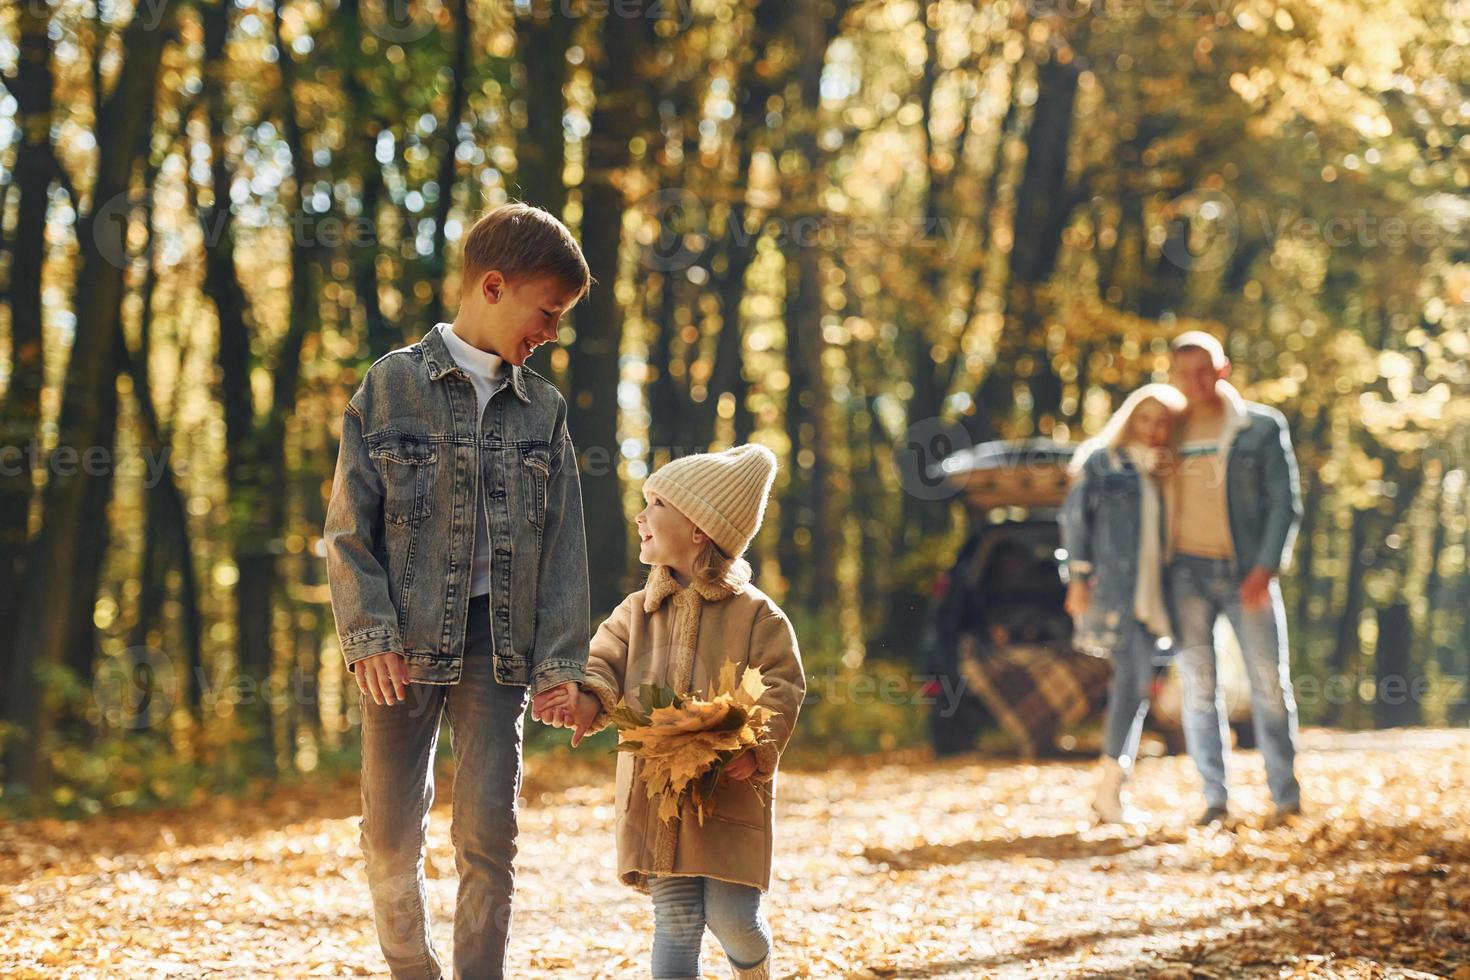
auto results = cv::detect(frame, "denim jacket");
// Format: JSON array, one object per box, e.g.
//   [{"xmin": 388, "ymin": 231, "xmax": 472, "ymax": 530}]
[
  {"xmin": 323, "ymin": 325, "xmax": 591, "ymax": 695},
  {"xmin": 1058, "ymin": 448, "xmax": 1169, "ymax": 655},
  {"xmin": 1204, "ymin": 382, "xmax": 1304, "ymax": 579}
]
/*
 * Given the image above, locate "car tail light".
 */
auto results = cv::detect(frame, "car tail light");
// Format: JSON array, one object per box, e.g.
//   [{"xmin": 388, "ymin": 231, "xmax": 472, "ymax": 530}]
[{"xmin": 932, "ymin": 571, "xmax": 951, "ymax": 598}]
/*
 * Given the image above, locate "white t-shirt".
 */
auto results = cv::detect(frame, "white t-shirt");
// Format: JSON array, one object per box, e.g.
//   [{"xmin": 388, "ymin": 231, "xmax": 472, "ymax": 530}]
[{"xmin": 436, "ymin": 322, "xmax": 503, "ymax": 598}]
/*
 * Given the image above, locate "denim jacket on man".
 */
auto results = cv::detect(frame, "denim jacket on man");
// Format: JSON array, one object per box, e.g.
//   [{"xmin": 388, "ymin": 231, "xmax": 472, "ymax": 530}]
[
  {"xmin": 1176, "ymin": 380, "xmax": 1304, "ymax": 579},
  {"xmin": 323, "ymin": 324, "xmax": 591, "ymax": 695}
]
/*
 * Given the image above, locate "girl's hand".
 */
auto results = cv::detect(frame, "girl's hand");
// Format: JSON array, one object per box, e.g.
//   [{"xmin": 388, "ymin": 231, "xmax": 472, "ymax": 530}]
[
  {"xmin": 723, "ymin": 749, "xmax": 757, "ymax": 781},
  {"xmin": 569, "ymin": 690, "xmax": 602, "ymax": 747},
  {"xmin": 1064, "ymin": 579, "xmax": 1092, "ymax": 618}
]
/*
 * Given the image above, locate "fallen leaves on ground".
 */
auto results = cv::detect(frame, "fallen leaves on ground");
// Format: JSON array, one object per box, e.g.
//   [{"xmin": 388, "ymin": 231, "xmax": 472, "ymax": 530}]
[{"xmin": 1, "ymin": 728, "xmax": 1466, "ymax": 978}]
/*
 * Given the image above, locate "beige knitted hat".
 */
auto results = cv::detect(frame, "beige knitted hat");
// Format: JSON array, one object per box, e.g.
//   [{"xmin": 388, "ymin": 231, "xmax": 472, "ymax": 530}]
[{"xmin": 643, "ymin": 444, "xmax": 778, "ymax": 558}]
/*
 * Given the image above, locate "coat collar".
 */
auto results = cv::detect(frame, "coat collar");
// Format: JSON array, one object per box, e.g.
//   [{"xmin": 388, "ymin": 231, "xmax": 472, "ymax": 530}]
[
  {"xmin": 642, "ymin": 564, "xmax": 743, "ymax": 613},
  {"xmin": 1214, "ymin": 379, "xmax": 1250, "ymax": 454},
  {"xmin": 419, "ymin": 324, "xmax": 530, "ymax": 404}
]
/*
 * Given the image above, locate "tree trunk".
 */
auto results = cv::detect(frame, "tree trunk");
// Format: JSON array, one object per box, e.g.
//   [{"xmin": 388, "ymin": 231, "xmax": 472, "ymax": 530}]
[
  {"xmin": 0, "ymin": 0, "xmax": 56, "ymax": 713},
  {"xmin": 972, "ymin": 25, "xmax": 1089, "ymax": 442},
  {"xmin": 574, "ymin": 9, "xmax": 653, "ymax": 606},
  {"xmin": 776, "ymin": 0, "xmax": 842, "ymax": 613},
  {"xmin": 1374, "ymin": 602, "xmax": 1420, "ymax": 729},
  {"xmin": 693, "ymin": 0, "xmax": 787, "ymax": 452},
  {"xmin": 59, "ymin": 358, "xmax": 120, "ymax": 740},
  {"xmin": 429, "ymin": 0, "xmax": 473, "ymax": 325},
  {"xmin": 336, "ymin": 0, "xmax": 394, "ymax": 358},
  {"xmin": 2, "ymin": 2, "xmax": 173, "ymax": 792},
  {"xmin": 1329, "ymin": 507, "xmax": 1372, "ymax": 725},
  {"xmin": 514, "ymin": 2, "xmax": 573, "ymax": 219}
]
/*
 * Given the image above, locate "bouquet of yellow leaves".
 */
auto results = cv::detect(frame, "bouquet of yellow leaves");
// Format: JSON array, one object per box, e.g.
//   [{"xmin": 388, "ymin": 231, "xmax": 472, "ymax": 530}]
[{"xmin": 608, "ymin": 660, "xmax": 775, "ymax": 826}]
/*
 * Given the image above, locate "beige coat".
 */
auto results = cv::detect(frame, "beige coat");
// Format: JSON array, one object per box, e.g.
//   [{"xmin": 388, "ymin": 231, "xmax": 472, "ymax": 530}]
[{"xmin": 581, "ymin": 564, "xmax": 805, "ymax": 893}]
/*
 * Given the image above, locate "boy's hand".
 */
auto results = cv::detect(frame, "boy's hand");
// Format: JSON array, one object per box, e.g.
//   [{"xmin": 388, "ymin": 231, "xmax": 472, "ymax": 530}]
[
  {"xmin": 723, "ymin": 749, "xmax": 756, "ymax": 781},
  {"xmin": 357, "ymin": 652, "xmax": 410, "ymax": 706},
  {"xmin": 568, "ymin": 691, "xmax": 602, "ymax": 748},
  {"xmin": 531, "ymin": 682, "xmax": 578, "ymax": 729}
]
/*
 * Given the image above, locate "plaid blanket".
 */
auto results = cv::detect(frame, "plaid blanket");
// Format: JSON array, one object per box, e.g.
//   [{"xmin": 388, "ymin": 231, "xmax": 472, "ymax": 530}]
[{"xmin": 957, "ymin": 633, "xmax": 1114, "ymax": 758}]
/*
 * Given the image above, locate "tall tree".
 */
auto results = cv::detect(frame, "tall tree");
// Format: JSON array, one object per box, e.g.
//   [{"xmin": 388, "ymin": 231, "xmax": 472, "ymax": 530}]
[
  {"xmin": 513, "ymin": 2, "xmax": 574, "ymax": 218},
  {"xmin": 0, "ymin": 0, "xmax": 57, "ymax": 708},
  {"xmin": 3, "ymin": 1, "xmax": 176, "ymax": 791},
  {"xmin": 575, "ymin": 4, "xmax": 657, "ymax": 605}
]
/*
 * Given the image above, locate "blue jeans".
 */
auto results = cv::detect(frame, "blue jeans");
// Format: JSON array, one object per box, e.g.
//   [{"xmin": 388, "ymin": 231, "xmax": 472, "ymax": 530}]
[
  {"xmin": 1103, "ymin": 620, "xmax": 1160, "ymax": 767},
  {"xmin": 1169, "ymin": 554, "xmax": 1300, "ymax": 810},
  {"xmin": 357, "ymin": 595, "xmax": 529, "ymax": 979},
  {"xmin": 648, "ymin": 875, "xmax": 771, "ymax": 978}
]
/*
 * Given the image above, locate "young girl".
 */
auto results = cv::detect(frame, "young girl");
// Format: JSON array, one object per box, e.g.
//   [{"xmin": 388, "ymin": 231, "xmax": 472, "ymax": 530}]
[
  {"xmin": 568, "ymin": 444, "xmax": 804, "ymax": 980},
  {"xmin": 1058, "ymin": 383, "xmax": 1187, "ymax": 824}
]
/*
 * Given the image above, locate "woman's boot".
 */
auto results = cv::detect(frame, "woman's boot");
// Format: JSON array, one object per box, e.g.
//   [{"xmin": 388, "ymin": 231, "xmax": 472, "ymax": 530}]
[
  {"xmin": 1091, "ymin": 756, "xmax": 1129, "ymax": 823},
  {"xmin": 728, "ymin": 953, "xmax": 770, "ymax": 979}
]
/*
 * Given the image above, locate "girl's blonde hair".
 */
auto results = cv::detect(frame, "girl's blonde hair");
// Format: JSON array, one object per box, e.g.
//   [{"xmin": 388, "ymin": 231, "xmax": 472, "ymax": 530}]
[
  {"xmin": 692, "ymin": 536, "xmax": 753, "ymax": 592},
  {"xmin": 1069, "ymin": 382, "xmax": 1188, "ymax": 476}
]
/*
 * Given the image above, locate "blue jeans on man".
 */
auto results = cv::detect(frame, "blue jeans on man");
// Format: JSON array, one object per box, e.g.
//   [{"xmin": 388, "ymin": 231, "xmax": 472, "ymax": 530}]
[{"xmin": 1169, "ymin": 554, "xmax": 1301, "ymax": 811}]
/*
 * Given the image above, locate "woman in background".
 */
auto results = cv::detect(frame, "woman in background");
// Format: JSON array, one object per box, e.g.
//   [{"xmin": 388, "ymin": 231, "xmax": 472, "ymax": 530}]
[{"xmin": 1059, "ymin": 383, "xmax": 1187, "ymax": 823}]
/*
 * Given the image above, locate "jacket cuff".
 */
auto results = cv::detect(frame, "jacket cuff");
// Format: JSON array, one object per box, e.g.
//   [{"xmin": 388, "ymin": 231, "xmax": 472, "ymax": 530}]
[
  {"xmin": 580, "ymin": 676, "xmax": 621, "ymax": 736},
  {"xmin": 529, "ymin": 659, "xmax": 585, "ymax": 698},
  {"xmin": 750, "ymin": 737, "xmax": 781, "ymax": 783},
  {"xmin": 341, "ymin": 625, "xmax": 401, "ymax": 673}
]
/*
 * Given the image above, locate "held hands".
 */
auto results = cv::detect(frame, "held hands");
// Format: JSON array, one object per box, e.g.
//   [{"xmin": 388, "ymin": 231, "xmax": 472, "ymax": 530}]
[
  {"xmin": 531, "ymin": 682, "xmax": 579, "ymax": 730},
  {"xmin": 568, "ymin": 691, "xmax": 602, "ymax": 748},
  {"xmin": 531, "ymin": 683, "xmax": 603, "ymax": 748}
]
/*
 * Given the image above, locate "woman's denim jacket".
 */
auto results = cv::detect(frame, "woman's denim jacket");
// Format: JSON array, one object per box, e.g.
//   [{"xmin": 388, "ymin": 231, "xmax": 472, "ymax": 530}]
[
  {"xmin": 1057, "ymin": 448, "xmax": 1168, "ymax": 656},
  {"xmin": 323, "ymin": 325, "xmax": 591, "ymax": 694}
]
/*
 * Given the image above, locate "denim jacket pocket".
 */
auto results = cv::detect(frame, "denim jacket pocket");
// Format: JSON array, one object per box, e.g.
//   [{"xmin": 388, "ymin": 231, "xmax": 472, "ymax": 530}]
[
  {"xmin": 367, "ymin": 429, "xmax": 437, "ymax": 525},
  {"xmin": 521, "ymin": 444, "xmax": 551, "ymax": 529}
]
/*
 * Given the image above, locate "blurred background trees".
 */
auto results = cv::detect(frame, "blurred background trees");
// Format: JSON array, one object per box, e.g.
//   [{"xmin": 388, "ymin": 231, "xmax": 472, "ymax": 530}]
[{"xmin": 0, "ymin": 0, "xmax": 1466, "ymax": 813}]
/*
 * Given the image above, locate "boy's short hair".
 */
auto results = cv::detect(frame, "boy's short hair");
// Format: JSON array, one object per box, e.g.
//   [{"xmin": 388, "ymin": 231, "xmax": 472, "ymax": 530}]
[
  {"xmin": 1170, "ymin": 330, "xmax": 1228, "ymax": 370},
  {"xmin": 461, "ymin": 202, "xmax": 592, "ymax": 302}
]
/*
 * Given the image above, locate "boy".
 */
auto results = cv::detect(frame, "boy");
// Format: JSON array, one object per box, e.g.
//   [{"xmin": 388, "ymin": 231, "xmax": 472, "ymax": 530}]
[{"xmin": 324, "ymin": 202, "xmax": 591, "ymax": 978}]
